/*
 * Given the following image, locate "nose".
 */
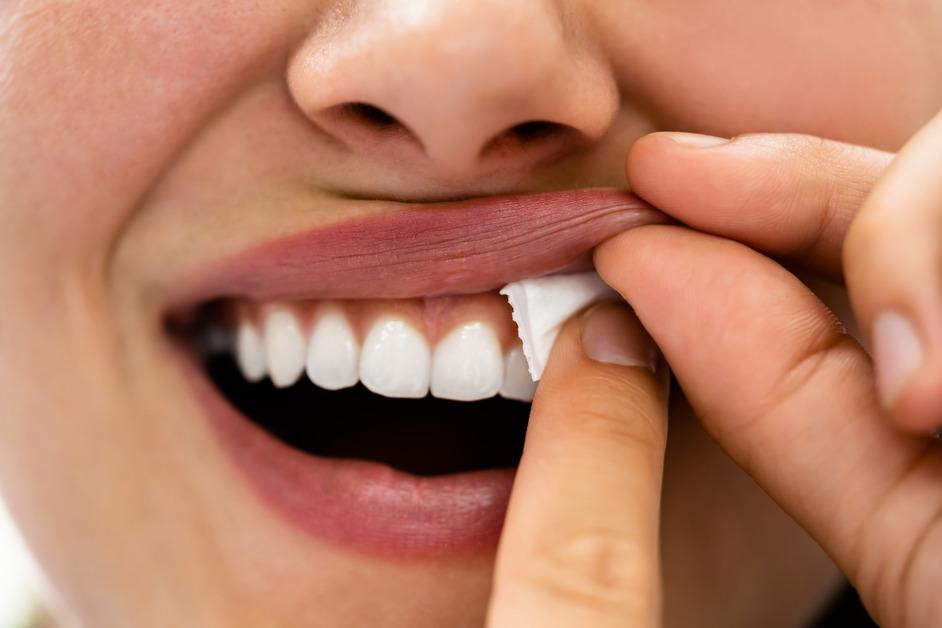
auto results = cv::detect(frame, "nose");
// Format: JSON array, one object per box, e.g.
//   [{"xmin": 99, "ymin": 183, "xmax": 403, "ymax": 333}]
[{"xmin": 287, "ymin": 1, "xmax": 618, "ymax": 181}]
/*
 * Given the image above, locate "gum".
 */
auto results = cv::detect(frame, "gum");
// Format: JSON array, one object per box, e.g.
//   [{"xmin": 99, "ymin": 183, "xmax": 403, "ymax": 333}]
[{"xmin": 230, "ymin": 292, "xmax": 519, "ymax": 349}]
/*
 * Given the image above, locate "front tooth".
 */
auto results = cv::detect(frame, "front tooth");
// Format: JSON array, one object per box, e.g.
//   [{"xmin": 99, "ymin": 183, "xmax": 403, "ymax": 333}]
[
  {"xmin": 236, "ymin": 318, "xmax": 267, "ymax": 383},
  {"xmin": 306, "ymin": 306, "xmax": 360, "ymax": 390},
  {"xmin": 360, "ymin": 317, "xmax": 430, "ymax": 398},
  {"xmin": 262, "ymin": 306, "xmax": 306, "ymax": 388},
  {"xmin": 431, "ymin": 322, "xmax": 504, "ymax": 401},
  {"xmin": 499, "ymin": 346, "xmax": 537, "ymax": 402}
]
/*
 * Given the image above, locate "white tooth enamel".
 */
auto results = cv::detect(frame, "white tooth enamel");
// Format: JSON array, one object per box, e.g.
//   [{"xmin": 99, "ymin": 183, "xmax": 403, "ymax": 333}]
[
  {"xmin": 431, "ymin": 322, "xmax": 504, "ymax": 401},
  {"xmin": 360, "ymin": 317, "xmax": 430, "ymax": 398},
  {"xmin": 499, "ymin": 346, "xmax": 538, "ymax": 402},
  {"xmin": 306, "ymin": 306, "xmax": 360, "ymax": 390},
  {"xmin": 236, "ymin": 319, "xmax": 267, "ymax": 383},
  {"xmin": 262, "ymin": 306, "xmax": 306, "ymax": 388}
]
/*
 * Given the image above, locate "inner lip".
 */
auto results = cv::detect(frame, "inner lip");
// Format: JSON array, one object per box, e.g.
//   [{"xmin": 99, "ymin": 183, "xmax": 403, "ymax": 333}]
[{"xmin": 182, "ymin": 298, "xmax": 530, "ymax": 477}]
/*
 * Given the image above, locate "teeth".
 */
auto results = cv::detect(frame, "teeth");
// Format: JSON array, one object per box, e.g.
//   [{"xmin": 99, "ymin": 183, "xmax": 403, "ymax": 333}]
[
  {"xmin": 230, "ymin": 302, "xmax": 538, "ymax": 404},
  {"xmin": 499, "ymin": 346, "xmax": 537, "ymax": 402},
  {"xmin": 262, "ymin": 306, "xmax": 307, "ymax": 388},
  {"xmin": 306, "ymin": 306, "xmax": 360, "ymax": 390},
  {"xmin": 431, "ymin": 322, "xmax": 503, "ymax": 401},
  {"xmin": 236, "ymin": 318, "xmax": 267, "ymax": 383},
  {"xmin": 360, "ymin": 317, "xmax": 431, "ymax": 398}
]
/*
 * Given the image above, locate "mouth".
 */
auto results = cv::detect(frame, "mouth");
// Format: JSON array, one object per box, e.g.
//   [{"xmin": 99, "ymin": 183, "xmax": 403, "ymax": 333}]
[{"xmin": 169, "ymin": 187, "xmax": 663, "ymax": 558}]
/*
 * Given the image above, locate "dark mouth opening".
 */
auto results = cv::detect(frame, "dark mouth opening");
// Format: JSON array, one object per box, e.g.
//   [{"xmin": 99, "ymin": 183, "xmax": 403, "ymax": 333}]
[{"xmin": 185, "ymin": 303, "xmax": 530, "ymax": 477}]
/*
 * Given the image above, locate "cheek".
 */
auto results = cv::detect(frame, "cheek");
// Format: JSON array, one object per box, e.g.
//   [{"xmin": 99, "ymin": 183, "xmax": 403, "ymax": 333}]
[
  {"xmin": 0, "ymin": 0, "xmax": 310, "ymax": 547},
  {"xmin": 0, "ymin": 1, "xmax": 306, "ymax": 268},
  {"xmin": 597, "ymin": 0, "xmax": 942, "ymax": 149}
]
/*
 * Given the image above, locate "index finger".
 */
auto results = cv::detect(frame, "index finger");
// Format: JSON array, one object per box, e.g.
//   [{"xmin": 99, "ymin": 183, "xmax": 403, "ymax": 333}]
[
  {"xmin": 487, "ymin": 304, "xmax": 667, "ymax": 628},
  {"xmin": 626, "ymin": 131, "xmax": 892, "ymax": 278}
]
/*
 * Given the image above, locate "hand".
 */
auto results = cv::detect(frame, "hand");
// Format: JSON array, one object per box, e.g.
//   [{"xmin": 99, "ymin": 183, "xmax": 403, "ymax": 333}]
[
  {"xmin": 626, "ymin": 115, "xmax": 942, "ymax": 436},
  {"xmin": 588, "ymin": 118, "xmax": 942, "ymax": 626},
  {"xmin": 486, "ymin": 303, "xmax": 669, "ymax": 628}
]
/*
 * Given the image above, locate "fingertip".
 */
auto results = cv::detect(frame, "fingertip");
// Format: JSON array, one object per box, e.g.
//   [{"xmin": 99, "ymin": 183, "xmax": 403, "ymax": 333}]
[
  {"xmin": 886, "ymin": 364, "xmax": 942, "ymax": 437},
  {"xmin": 580, "ymin": 302, "xmax": 659, "ymax": 373},
  {"xmin": 871, "ymin": 310, "xmax": 924, "ymax": 407},
  {"xmin": 593, "ymin": 219, "xmax": 660, "ymax": 259},
  {"xmin": 850, "ymin": 215, "xmax": 942, "ymax": 440},
  {"xmin": 625, "ymin": 132, "xmax": 757, "ymax": 237},
  {"xmin": 535, "ymin": 301, "xmax": 668, "ymax": 438},
  {"xmin": 649, "ymin": 131, "xmax": 731, "ymax": 149},
  {"xmin": 625, "ymin": 133, "xmax": 684, "ymax": 188},
  {"xmin": 593, "ymin": 223, "xmax": 685, "ymax": 289},
  {"xmin": 626, "ymin": 132, "xmax": 729, "ymax": 187}
]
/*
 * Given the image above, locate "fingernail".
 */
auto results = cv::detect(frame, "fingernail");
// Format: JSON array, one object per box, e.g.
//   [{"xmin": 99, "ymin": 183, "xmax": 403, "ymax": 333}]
[
  {"xmin": 662, "ymin": 132, "xmax": 729, "ymax": 149},
  {"xmin": 581, "ymin": 304, "xmax": 658, "ymax": 372},
  {"xmin": 872, "ymin": 311, "xmax": 924, "ymax": 409}
]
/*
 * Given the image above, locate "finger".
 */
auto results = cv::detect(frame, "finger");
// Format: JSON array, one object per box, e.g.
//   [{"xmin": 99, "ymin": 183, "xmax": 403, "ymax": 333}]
[
  {"xmin": 487, "ymin": 303, "xmax": 667, "ymax": 628},
  {"xmin": 626, "ymin": 132, "xmax": 892, "ymax": 278},
  {"xmin": 596, "ymin": 226, "xmax": 942, "ymax": 627},
  {"xmin": 844, "ymin": 110, "xmax": 942, "ymax": 434}
]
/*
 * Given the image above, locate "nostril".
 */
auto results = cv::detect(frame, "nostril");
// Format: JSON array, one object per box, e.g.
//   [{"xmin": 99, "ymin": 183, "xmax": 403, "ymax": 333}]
[
  {"xmin": 510, "ymin": 120, "xmax": 565, "ymax": 142},
  {"xmin": 481, "ymin": 120, "xmax": 580, "ymax": 160},
  {"xmin": 316, "ymin": 102, "xmax": 423, "ymax": 152},
  {"xmin": 344, "ymin": 102, "xmax": 400, "ymax": 128}
]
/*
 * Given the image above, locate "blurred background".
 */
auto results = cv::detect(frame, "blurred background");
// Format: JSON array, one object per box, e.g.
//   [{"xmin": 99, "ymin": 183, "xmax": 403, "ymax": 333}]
[{"xmin": 0, "ymin": 499, "xmax": 44, "ymax": 628}]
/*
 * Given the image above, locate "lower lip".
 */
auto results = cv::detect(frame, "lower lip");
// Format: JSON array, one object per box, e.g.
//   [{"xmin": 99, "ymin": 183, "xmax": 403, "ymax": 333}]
[{"xmin": 184, "ymin": 353, "xmax": 515, "ymax": 558}]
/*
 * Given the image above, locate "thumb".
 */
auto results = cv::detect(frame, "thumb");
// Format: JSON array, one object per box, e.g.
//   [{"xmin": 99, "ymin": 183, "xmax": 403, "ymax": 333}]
[{"xmin": 488, "ymin": 303, "xmax": 668, "ymax": 628}]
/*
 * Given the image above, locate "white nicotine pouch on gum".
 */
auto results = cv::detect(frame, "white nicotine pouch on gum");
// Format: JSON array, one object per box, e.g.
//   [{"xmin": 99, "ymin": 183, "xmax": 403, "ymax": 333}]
[{"xmin": 500, "ymin": 271, "xmax": 620, "ymax": 381}]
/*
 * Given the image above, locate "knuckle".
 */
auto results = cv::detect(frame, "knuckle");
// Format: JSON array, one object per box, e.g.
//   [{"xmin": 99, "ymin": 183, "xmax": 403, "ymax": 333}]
[
  {"xmin": 722, "ymin": 319, "xmax": 855, "ymax": 446},
  {"xmin": 735, "ymin": 135, "xmax": 855, "ymax": 247},
  {"xmin": 516, "ymin": 527, "xmax": 651, "ymax": 613}
]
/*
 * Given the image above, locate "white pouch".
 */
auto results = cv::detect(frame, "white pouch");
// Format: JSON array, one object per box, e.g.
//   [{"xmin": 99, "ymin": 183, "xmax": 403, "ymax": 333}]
[{"xmin": 500, "ymin": 271, "xmax": 619, "ymax": 381}]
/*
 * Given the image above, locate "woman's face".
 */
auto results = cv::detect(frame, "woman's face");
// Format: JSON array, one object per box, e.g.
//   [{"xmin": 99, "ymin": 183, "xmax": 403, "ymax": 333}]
[{"xmin": 1, "ymin": 2, "xmax": 939, "ymax": 627}]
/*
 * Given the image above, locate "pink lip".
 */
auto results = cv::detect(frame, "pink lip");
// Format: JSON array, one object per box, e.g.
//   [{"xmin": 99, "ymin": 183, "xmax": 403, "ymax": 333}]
[
  {"xmin": 187, "ymin": 353, "xmax": 514, "ymax": 558},
  {"xmin": 175, "ymin": 187, "xmax": 665, "ymax": 305},
  {"xmin": 177, "ymin": 187, "xmax": 665, "ymax": 558}
]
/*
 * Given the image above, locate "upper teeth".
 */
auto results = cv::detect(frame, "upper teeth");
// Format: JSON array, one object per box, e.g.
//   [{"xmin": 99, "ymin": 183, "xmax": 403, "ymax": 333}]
[
  {"xmin": 430, "ymin": 322, "xmax": 504, "ymax": 401},
  {"xmin": 235, "ymin": 319, "xmax": 267, "ymax": 384},
  {"xmin": 360, "ymin": 316, "xmax": 431, "ymax": 399},
  {"xmin": 499, "ymin": 347, "xmax": 537, "ymax": 402},
  {"xmin": 306, "ymin": 305, "xmax": 360, "ymax": 391},
  {"xmin": 232, "ymin": 304, "xmax": 536, "ymax": 402},
  {"xmin": 262, "ymin": 306, "xmax": 307, "ymax": 388}
]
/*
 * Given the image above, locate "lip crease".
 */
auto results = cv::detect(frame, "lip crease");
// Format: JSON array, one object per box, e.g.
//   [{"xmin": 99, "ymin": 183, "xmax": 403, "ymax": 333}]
[
  {"xmin": 177, "ymin": 186, "xmax": 666, "ymax": 558},
  {"xmin": 174, "ymin": 187, "xmax": 666, "ymax": 306}
]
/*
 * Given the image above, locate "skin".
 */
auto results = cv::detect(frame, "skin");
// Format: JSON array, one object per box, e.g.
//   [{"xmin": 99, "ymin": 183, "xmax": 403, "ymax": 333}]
[{"xmin": 0, "ymin": 1, "xmax": 940, "ymax": 627}]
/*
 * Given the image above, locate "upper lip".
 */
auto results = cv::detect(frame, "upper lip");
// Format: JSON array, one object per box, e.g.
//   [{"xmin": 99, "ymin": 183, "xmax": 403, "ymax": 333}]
[{"xmin": 171, "ymin": 187, "xmax": 666, "ymax": 308}]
